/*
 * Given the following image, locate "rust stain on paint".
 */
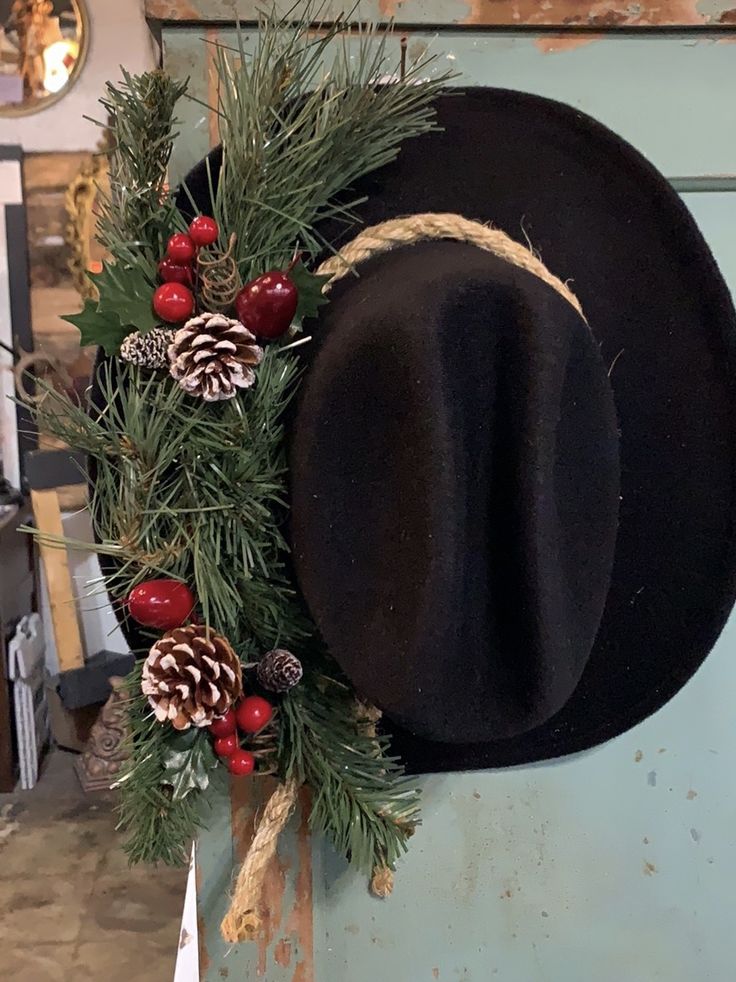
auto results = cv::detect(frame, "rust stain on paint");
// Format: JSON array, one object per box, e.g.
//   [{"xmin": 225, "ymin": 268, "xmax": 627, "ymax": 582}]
[
  {"xmin": 285, "ymin": 787, "xmax": 314, "ymax": 982},
  {"xmin": 206, "ymin": 28, "xmax": 221, "ymax": 149},
  {"xmin": 274, "ymin": 938, "xmax": 292, "ymax": 967},
  {"xmin": 462, "ymin": 0, "xmax": 726, "ymax": 26},
  {"xmin": 643, "ymin": 860, "xmax": 657, "ymax": 876},
  {"xmin": 145, "ymin": 0, "xmax": 200, "ymax": 19},
  {"xmin": 195, "ymin": 848, "xmax": 211, "ymax": 976},
  {"xmin": 535, "ymin": 33, "xmax": 603, "ymax": 52}
]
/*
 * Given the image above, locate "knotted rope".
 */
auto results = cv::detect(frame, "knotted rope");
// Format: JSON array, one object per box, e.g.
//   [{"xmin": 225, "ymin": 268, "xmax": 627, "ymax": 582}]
[{"xmin": 220, "ymin": 212, "xmax": 582, "ymax": 944}]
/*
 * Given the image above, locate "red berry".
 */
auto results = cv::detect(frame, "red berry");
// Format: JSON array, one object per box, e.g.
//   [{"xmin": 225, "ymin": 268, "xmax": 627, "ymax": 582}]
[
  {"xmin": 127, "ymin": 579, "xmax": 196, "ymax": 630},
  {"xmin": 227, "ymin": 749, "xmax": 256, "ymax": 776},
  {"xmin": 158, "ymin": 257, "xmax": 193, "ymax": 285},
  {"xmin": 188, "ymin": 215, "xmax": 219, "ymax": 248},
  {"xmin": 235, "ymin": 272, "xmax": 298, "ymax": 340},
  {"xmin": 213, "ymin": 733, "xmax": 239, "ymax": 757},
  {"xmin": 153, "ymin": 282, "xmax": 195, "ymax": 323},
  {"xmin": 208, "ymin": 708, "xmax": 237, "ymax": 738},
  {"xmin": 235, "ymin": 695, "xmax": 274, "ymax": 734},
  {"xmin": 166, "ymin": 232, "xmax": 197, "ymax": 263}
]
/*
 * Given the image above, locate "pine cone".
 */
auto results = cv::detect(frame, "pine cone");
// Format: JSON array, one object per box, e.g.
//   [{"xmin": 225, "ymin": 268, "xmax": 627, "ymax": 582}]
[
  {"xmin": 168, "ymin": 312, "xmax": 263, "ymax": 402},
  {"xmin": 120, "ymin": 328, "xmax": 175, "ymax": 369},
  {"xmin": 142, "ymin": 624, "xmax": 243, "ymax": 730},
  {"xmin": 256, "ymin": 648, "xmax": 303, "ymax": 692}
]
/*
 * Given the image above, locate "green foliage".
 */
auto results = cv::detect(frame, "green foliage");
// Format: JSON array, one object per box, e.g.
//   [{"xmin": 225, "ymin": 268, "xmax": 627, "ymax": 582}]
[
  {"xmin": 281, "ymin": 672, "xmax": 420, "ymax": 873},
  {"xmin": 95, "ymin": 68, "xmax": 188, "ymax": 265},
  {"xmin": 162, "ymin": 728, "xmax": 219, "ymax": 800},
  {"xmin": 194, "ymin": 6, "xmax": 452, "ymax": 281},
  {"xmin": 31, "ymin": 10, "xmax": 440, "ymax": 871},
  {"xmin": 62, "ymin": 300, "xmax": 128, "ymax": 355},
  {"xmin": 290, "ymin": 260, "xmax": 331, "ymax": 322},
  {"xmin": 116, "ymin": 667, "xmax": 215, "ymax": 866},
  {"xmin": 92, "ymin": 260, "xmax": 159, "ymax": 333}
]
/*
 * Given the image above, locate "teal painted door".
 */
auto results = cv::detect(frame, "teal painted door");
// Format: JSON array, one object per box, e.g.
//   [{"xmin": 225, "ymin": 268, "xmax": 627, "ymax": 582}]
[{"xmin": 159, "ymin": 15, "xmax": 736, "ymax": 981}]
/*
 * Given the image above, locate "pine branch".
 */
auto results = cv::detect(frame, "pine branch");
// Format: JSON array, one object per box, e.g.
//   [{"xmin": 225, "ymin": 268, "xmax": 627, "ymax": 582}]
[
  {"xmin": 116, "ymin": 666, "xmax": 215, "ymax": 866},
  {"xmin": 280, "ymin": 669, "xmax": 421, "ymax": 874},
  {"xmin": 95, "ymin": 69, "xmax": 188, "ymax": 265},
  {"xmin": 190, "ymin": 7, "xmax": 453, "ymax": 279}
]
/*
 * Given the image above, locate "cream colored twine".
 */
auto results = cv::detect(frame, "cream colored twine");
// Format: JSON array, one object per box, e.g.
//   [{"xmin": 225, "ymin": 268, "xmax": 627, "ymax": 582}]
[
  {"xmin": 316, "ymin": 212, "xmax": 583, "ymax": 318},
  {"xmin": 220, "ymin": 777, "xmax": 300, "ymax": 943},
  {"xmin": 221, "ymin": 212, "xmax": 581, "ymax": 944}
]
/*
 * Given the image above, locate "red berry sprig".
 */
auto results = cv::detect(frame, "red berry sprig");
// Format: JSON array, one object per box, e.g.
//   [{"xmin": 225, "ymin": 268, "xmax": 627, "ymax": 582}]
[
  {"xmin": 188, "ymin": 215, "xmax": 219, "ymax": 248},
  {"xmin": 235, "ymin": 695, "xmax": 274, "ymax": 734},
  {"xmin": 153, "ymin": 282, "xmax": 195, "ymax": 323},
  {"xmin": 207, "ymin": 692, "xmax": 274, "ymax": 776},
  {"xmin": 227, "ymin": 749, "xmax": 256, "ymax": 776},
  {"xmin": 151, "ymin": 217, "xmax": 221, "ymax": 324}
]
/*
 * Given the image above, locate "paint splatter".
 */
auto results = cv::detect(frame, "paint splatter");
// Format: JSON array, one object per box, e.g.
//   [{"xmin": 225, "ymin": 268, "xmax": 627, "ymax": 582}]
[
  {"xmin": 541, "ymin": 910, "xmax": 549, "ymax": 918},
  {"xmin": 687, "ymin": 789, "xmax": 698, "ymax": 800},
  {"xmin": 690, "ymin": 828, "xmax": 701, "ymax": 843},
  {"xmin": 643, "ymin": 861, "xmax": 657, "ymax": 876},
  {"xmin": 643, "ymin": 836, "xmax": 650, "ymax": 844},
  {"xmin": 433, "ymin": 970, "xmax": 440, "ymax": 980},
  {"xmin": 647, "ymin": 771, "xmax": 657, "ymax": 787},
  {"xmin": 634, "ymin": 750, "xmax": 643, "ymax": 762}
]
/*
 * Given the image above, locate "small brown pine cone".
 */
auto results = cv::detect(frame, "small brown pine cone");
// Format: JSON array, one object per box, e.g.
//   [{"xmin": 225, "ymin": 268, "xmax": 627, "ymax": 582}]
[
  {"xmin": 256, "ymin": 649, "xmax": 303, "ymax": 692},
  {"xmin": 168, "ymin": 312, "xmax": 263, "ymax": 402},
  {"xmin": 142, "ymin": 624, "xmax": 243, "ymax": 730},
  {"xmin": 120, "ymin": 328, "xmax": 175, "ymax": 369}
]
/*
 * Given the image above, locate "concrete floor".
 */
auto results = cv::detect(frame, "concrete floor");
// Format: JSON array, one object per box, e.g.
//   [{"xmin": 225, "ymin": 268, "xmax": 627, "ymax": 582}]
[{"xmin": 0, "ymin": 750, "xmax": 187, "ymax": 982}]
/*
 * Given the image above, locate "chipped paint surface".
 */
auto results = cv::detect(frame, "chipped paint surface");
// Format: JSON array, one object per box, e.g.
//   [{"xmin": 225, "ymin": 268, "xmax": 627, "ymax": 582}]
[{"xmin": 145, "ymin": 0, "xmax": 736, "ymax": 24}]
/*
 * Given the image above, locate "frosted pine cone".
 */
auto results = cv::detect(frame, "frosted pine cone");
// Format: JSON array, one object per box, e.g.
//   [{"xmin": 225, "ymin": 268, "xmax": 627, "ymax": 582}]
[
  {"xmin": 120, "ymin": 328, "xmax": 174, "ymax": 369},
  {"xmin": 168, "ymin": 312, "xmax": 263, "ymax": 401},
  {"xmin": 256, "ymin": 648, "xmax": 303, "ymax": 692},
  {"xmin": 142, "ymin": 624, "xmax": 243, "ymax": 730}
]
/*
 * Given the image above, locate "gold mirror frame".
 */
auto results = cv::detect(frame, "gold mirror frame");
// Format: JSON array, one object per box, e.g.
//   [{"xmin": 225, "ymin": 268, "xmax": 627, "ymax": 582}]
[
  {"xmin": 64, "ymin": 143, "xmax": 108, "ymax": 300},
  {"xmin": 1, "ymin": 0, "xmax": 91, "ymax": 118}
]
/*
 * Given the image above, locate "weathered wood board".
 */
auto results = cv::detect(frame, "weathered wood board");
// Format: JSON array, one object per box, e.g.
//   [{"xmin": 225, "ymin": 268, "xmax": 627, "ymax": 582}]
[
  {"xmin": 164, "ymin": 29, "xmax": 736, "ymax": 187},
  {"xmin": 148, "ymin": 0, "xmax": 736, "ymax": 28}
]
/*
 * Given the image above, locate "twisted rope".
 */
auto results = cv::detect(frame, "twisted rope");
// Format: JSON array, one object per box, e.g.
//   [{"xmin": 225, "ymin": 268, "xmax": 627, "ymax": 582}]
[
  {"xmin": 220, "ymin": 778, "xmax": 299, "ymax": 943},
  {"xmin": 317, "ymin": 212, "xmax": 583, "ymax": 318}
]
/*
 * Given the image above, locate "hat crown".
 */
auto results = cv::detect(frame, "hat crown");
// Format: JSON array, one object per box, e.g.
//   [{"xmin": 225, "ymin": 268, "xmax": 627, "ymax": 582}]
[{"xmin": 291, "ymin": 238, "xmax": 620, "ymax": 743}]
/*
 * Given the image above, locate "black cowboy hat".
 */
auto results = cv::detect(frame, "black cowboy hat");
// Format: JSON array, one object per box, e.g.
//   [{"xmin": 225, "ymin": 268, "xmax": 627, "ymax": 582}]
[{"xmin": 177, "ymin": 87, "xmax": 736, "ymax": 773}]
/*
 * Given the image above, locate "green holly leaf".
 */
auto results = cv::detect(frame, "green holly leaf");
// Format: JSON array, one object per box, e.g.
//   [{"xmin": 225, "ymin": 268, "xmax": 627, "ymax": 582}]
[
  {"xmin": 290, "ymin": 260, "xmax": 330, "ymax": 322},
  {"xmin": 62, "ymin": 300, "xmax": 129, "ymax": 355},
  {"xmin": 91, "ymin": 259, "xmax": 159, "ymax": 335},
  {"xmin": 162, "ymin": 731, "xmax": 217, "ymax": 802}
]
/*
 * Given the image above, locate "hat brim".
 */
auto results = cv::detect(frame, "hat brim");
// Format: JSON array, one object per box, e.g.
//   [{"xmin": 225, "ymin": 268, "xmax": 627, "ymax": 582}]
[{"xmin": 290, "ymin": 88, "xmax": 736, "ymax": 771}]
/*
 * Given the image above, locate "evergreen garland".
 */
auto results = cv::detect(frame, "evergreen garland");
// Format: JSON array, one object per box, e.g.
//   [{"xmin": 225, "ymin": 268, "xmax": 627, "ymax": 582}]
[{"xmin": 27, "ymin": 7, "xmax": 450, "ymax": 877}]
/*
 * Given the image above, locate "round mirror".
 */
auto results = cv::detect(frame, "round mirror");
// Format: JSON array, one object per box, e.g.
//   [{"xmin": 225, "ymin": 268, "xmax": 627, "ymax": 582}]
[{"xmin": 0, "ymin": 0, "xmax": 88, "ymax": 117}]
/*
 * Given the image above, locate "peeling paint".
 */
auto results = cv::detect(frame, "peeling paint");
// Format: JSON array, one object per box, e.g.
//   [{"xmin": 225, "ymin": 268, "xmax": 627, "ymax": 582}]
[
  {"xmin": 145, "ymin": 0, "xmax": 736, "ymax": 25},
  {"xmin": 536, "ymin": 33, "xmax": 604, "ymax": 53},
  {"xmin": 274, "ymin": 938, "xmax": 292, "ymax": 967}
]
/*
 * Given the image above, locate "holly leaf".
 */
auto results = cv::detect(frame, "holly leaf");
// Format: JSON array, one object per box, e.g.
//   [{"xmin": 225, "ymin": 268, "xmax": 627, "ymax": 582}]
[
  {"xmin": 62, "ymin": 300, "xmax": 129, "ymax": 355},
  {"xmin": 290, "ymin": 260, "xmax": 330, "ymax": 322},
  {"xmin": 162, "ymin": 731, "xmax": 217, "ymax": 801},
  {"xmin": 90, "ymin": 259, "xmax": 159, "ymax": 335}
]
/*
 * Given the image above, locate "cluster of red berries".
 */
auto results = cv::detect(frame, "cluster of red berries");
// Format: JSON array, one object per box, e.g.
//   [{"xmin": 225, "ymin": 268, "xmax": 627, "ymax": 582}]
[
  {"xmin": 150, "ymin": 215, "xmax": 300, "ymax": 340},
  {"xmin": 152, "ymin": 216, "xmax": 220, "ymax": 324},
  {"xmin": 208, "ymin": 696, "xmax": 275, "ymax": 776}
]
